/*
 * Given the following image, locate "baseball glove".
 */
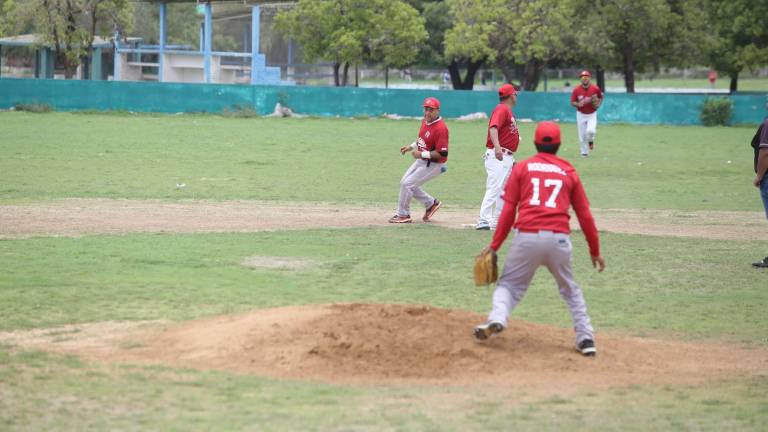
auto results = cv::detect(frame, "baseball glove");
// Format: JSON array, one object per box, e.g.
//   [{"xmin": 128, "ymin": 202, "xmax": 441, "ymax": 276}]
[{"xmin": 473, "ymin": 248, "xmax": 498, "ymax": 286}]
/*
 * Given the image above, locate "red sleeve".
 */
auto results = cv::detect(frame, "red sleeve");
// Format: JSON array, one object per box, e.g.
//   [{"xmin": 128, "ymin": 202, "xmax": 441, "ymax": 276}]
[
  {"xmin": 435, "ymin": 125, "xmax": 449, "ymax": 152},
  {"xmin": 488, "ymin": 106, "xmax": 504, "ymax": 129},
  {"xmin": 570, "ymin": 88, "xmax": 578, "ymax": 103},
  {"xmin": 596, "ymin": 86, "xmax": 604, "ymax": 98},
  {"xmin": 569, "ymin": 174, "xmax": 600, "ymax": 257},
  {"xmin": 490, "ymin": 167, "xmax": 521, "ymax": 251}
]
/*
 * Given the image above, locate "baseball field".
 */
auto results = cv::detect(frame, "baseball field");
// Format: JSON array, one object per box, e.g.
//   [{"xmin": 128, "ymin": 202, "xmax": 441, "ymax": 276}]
[{"xmin": 1, "ymin": 111, "xmax": 767, "ymax": 431}]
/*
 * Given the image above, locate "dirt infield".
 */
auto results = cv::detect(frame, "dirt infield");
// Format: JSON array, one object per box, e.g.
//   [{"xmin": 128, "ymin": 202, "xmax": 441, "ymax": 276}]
[
  {"xmin": 1, "ymin": 304, "xmax": 766, "ymax": 392},
  {"xmin": 1, "ymin": 199, "xmax": 766, "ymax": 240},
  {"xmin": 2, "ymin": 200, "xmax": 766, "ymax": 392}
]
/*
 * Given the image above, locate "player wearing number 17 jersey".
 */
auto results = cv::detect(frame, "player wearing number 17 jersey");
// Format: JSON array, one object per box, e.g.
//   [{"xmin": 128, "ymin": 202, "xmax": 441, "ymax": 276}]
[{"xmin": 473, "ymin": 121, "xmax": 606, "ymax": 357}]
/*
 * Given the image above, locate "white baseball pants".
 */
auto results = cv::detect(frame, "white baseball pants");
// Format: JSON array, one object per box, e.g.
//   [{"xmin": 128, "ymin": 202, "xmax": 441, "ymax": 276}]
[
  {"xmin": 477, "ymin": 149, "xmax": 515, "ymax": 228},
  {"xmin": 576, "ymin": 111, "xmax": 597, "ymax": 156},
  {"xmin": 487, "ymin": 230, "xmax": 594, "ymax": 345},
  {"xmin": 397, "ymin": 159, "xmax": 444, "ymax": 217}
]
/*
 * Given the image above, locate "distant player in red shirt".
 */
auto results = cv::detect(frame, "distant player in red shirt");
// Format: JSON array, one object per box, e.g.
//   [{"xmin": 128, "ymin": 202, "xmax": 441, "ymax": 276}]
[
  {"xmin": 475, "ymin": 83, "xmax": 520, "ymax": 230},
  {"xmin": 389, "ymin": 97, "xmax": 448, "ymax": 223},
  {"xmin": 570, "ymin": 70, "xmax": 603, "ymax": 157},
  {"xmin": 473, "ymin": 121, "xmax": 606, "ymax": 357}
]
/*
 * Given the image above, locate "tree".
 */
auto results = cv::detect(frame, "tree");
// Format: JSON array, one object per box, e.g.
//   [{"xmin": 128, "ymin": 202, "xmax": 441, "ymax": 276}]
[
  {"xmin": 444, "ymin": 0, "xmax": 574, "ymax": 91},
  {"xmin": 2, "ymin": 0, "xmax": 132, "ymax": 79},
  {"xmin": 368, "ymin": 1, "xmax": 427, "ymax": 86},
  {"xmin": 567, "ymin": 0, "xmax": 710, "ymax": 93},
  {"xmin": 407, "ymin": 0, "xmax": 449, "ymax": 67},
  {"xmin": 708, "ymin": 0, "xmax": 768, "ymax": 93},
  {"xmin": 570, "ymin": 0, "xmax": 709, "ymax": 93},
  {"xmin": 443, "ymin": 0, "xmax": 495, "ymax": 90},
  {"xmin": 566, "ymin": 1, "xmax": 616, "ymax": 91},
  {"xmin": 496, "ymin": 0, "xmax": 574, "ymax": 90},
  {"xmin": 275, "ymin": 0, "xmax": 426, "ymax": 87}
]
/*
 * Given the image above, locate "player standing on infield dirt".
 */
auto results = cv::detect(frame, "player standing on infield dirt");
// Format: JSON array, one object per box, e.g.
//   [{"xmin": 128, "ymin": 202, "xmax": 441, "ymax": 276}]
[
  {"xmin": 475, "ymin": 83, "xmax": 520, "ymax": 231},
  {"xmin": 473, "ymin": 121, "xmax": 606, "ymax": 357},
  {"xmin": 570, "ymin": 70, "xmax": 603, "ymax": 157},
  {"xmin": 389, "ymin": 97, "xmax": 448, "ymax": 224}
]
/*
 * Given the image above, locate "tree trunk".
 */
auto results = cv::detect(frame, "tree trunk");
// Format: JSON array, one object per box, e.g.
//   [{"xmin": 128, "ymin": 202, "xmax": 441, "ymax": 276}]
[
  {"xmin": 384, "ymin": 66, "xmax": 388, "ymax": 89},
  {"xmin": 333, "ymin": 62, "xmax": 341, "ymax": 86},
  {"xmin": 341, "ymin": 62, "xmax": 350, "ymax": 86},
  {"xmin": 729, "ymin": 72, "xmax": 738, "ymax": 94},
  {"xmin": 498, "ymin": 62, "xmax": 515, "ymax": 84},
  {"xmin": 622, "ymin": 44, "xmax": 635, "ymax": 93},
  {"xmin": 596, "ymin": 65, "xmax": 606, "ymax": 92},
  {"xmin": 447, "ymin": 59, "xmax": 483, "ymax": 90},
  {"xmin": 520, "ymin": 59, "xmax": 543, "ymax": 91},
  {"xmin": 355, "ymin": 64, "xmax": 359, "ymax": 87}
]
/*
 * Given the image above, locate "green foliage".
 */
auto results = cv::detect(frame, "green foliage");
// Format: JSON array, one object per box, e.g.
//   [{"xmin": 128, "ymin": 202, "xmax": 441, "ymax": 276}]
[
  {"xmin": 1, "ymin": 0, "xmax": 133, "ymax": 78},
  {"xmin": 274, "ymin": 0, "xmax": 427, "ymax": 82},
  {"xmin": 12, "ymin": 103, "xmax": 54, "ymax": 113},
  {"xmin": 708, "ymin": 0, "xmax": 768, "ymax": 90},
  {"xmin": 700, "ymin": 97, "xmax": 734, "ymax": 126},
  {"xmin": 443, "ymin": 0, "xmax": 496, "ymax": 63},
  {"xmin": 220, "ymin": 105, "xmax": 259, "ymax": 119},
  {"xmin": 570, "ymin": 0, "xmax": 710, "ymax": 92},
  {"xmin": 444, "ymin": 0, "xmax": 575, "ymax": 90}
]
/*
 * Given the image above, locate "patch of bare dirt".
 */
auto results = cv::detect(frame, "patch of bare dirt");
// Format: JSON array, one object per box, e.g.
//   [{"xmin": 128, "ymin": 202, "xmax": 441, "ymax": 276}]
[
  {"xmin": 0, "ymin": 199, "xmax": 765, "ymax": 240},
  {"xmin": 2, "ymin": 304, "xmax": 766, "ymax": 393},
  {"xmin": 241, "ymin": 256, "xmax": 317, "ymax": 270}
]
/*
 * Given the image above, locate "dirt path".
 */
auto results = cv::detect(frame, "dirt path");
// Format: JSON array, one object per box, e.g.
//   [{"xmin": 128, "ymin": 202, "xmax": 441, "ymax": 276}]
[
  {"xmin": 1, "ymin": 199, "xmax": 765, "ymax": 240},
  {"xmin": 1, "ymin": 304, "xmax": 765, "ymax": 392}
]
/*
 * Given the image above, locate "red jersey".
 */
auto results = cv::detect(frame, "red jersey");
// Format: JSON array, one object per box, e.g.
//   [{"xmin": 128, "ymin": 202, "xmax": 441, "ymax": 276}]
[
  {"xmin": 417, "ymin": 117, "xmax": 449, "ymax": 163},
  {"xmin": 490, "ymin": 152, "xmax": 600, "ymax": 257},
  {"xmin": 486, "ymin": 103, "xmax": 519, "ymax": 152},
  {"xmin": 571, "ymin": 84, "xmax": 603, "ymax": 114}
]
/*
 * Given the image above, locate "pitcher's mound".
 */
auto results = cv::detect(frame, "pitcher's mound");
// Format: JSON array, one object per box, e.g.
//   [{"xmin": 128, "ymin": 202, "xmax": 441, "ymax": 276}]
[{"xmin": 5, "ymin": 304, "xmax": 767, "ymax": 391}]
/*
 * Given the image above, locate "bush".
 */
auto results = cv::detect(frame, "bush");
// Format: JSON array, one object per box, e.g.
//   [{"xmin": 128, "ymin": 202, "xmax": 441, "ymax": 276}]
[
  {"xmin": 221, "ymin": 105, "xmax": 259, "ymax": 118},
  {"xmin": 700, "ymin": 97, "xmax": 733, "ymax": 126},
  {"xmin": 13, "ymin": 103, "xmax": 54, "ymax": 113}
]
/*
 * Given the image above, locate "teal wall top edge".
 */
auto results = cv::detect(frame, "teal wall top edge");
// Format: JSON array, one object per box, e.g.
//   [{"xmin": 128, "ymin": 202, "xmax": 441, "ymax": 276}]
[{"xmin": 0, "ymin": 78, "xmax": 766, "ymax": 125}]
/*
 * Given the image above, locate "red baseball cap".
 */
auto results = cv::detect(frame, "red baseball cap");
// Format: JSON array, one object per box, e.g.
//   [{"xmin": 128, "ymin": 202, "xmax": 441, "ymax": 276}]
[
  {"xmin": 423, "ymin": 97, "xmax": 440, "ymax": 109},
  {"xmin": 579, "ymin": 70, "xmax": 591, "ymax": 78},
  {"xmin": 534, "ymin": 121, "xmax": 561, "ymax": 146},
  {"xmin": 498, "ymin": 83, "xmax": 517, "ymax": 98}
]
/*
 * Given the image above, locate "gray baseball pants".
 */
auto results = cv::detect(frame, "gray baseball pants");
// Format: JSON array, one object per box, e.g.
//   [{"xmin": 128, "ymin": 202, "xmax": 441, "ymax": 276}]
[
  {"xmin": 397, "ymin": 159, "xmax": 443, "ymax": 217},
  {"xmin": 487, "ymin": 230, "xmax": 594, "ymax": 344}
]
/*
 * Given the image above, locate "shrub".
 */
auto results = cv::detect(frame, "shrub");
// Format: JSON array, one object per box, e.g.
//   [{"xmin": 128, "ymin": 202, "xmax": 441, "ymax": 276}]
[
  {"xmin": 221, "ymin": 105, "xmax": 259, "ymax": 118},
  {"xmin": 13, "ymin": 103, "xmax": 54, "ymax": 113},
  {"xmin": 700, "ymin": 97, "xmax": 733, "ymax": 126}
]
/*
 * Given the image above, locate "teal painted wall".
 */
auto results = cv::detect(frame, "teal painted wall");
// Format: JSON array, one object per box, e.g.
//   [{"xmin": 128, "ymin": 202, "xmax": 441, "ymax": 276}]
[{"xmin": 1, "ymin": 78, "xmax": 765, "ymax": 124}]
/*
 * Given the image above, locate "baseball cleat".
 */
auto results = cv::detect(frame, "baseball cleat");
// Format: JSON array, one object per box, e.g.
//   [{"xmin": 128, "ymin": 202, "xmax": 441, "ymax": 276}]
[
  {"xmin": 752, "ymin": 256, "xmax": 768, "ymax": 268},
  {"xmin": 577, "ymin": 339, "xmax": 597, "ymax": 357},
  {"xmin": 423, "ymin": 199, "xmax": 442, "ymax": 222},
  {"xmin": 474, "ymin": 321, "xmax": 504, "ymax": 340},
  {"xmin": 475, "ymin": 223, "xmax": 491, "ymax": 230},
  {"xmin": 388, "ymin": 215, "xmax": 412, "ymax": 224},
  {"xmin": 589, "ymin": 141, "xmax": 594, "ymax": 150}
]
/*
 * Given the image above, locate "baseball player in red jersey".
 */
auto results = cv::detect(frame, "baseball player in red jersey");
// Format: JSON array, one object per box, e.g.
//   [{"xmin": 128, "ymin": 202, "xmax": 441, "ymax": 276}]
[
  {"xmin": 389, "ymin": 97, "xmax": 448, "ymax": 223},
  {"xmin": 570, "ymin": 70, "xmax": 603, "ymax": 157},
  {"xmin": 476, "ymin": 83, "xmax": 520, "ymax": 230},
  {"xmin": 473, "ymin": 121, "xmax": 606, "ymax": 357}
]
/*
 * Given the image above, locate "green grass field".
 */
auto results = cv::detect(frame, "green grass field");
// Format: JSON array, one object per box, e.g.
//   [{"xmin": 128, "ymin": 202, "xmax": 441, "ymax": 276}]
[{"xmin": 1, "ymin": 112, "xmax": 767, "ymax": 431}]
